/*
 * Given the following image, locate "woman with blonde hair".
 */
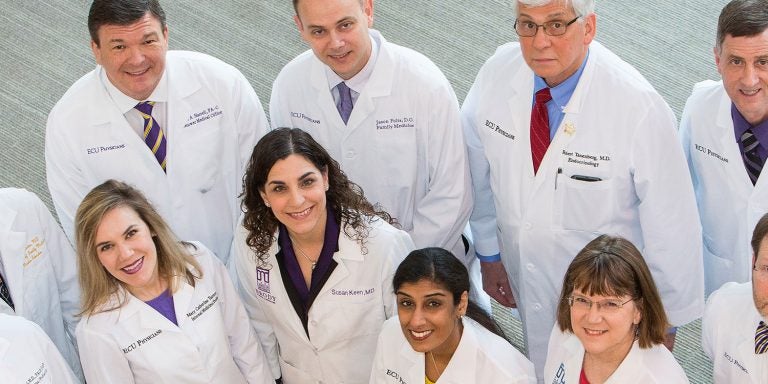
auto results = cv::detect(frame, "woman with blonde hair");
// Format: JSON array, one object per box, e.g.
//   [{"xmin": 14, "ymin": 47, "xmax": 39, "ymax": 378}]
[
  {"xmin": 74, "ymin": 179, "xmax": 272, "ymax": 384},
  {"xmin": 544, "ymin": 235, "xmax": 689, "ymax": 383}
]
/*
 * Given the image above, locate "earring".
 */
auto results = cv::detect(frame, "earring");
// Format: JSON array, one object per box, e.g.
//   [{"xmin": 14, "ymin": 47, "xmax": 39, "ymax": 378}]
[
  {"xmin": 325, "ymin": 184, "xmax": 329, "ymax": 191},
  {"xmin": 264, "ymin": 201, "xmax": 271, "ymax": 207}
]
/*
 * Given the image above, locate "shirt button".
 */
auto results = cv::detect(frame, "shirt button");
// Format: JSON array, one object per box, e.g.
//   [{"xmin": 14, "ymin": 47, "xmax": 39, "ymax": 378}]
[{"xmin": 533, "ymin": 303, "xmax": 542, "ymax": 311}]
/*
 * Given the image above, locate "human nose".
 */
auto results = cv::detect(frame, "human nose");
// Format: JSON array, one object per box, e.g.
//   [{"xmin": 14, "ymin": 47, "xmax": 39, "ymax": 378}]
[
  {"xmin": 408, "ymin": 307, "xmax": 427, "ymax": 328},
  {"xmin": 288, "ymin": 188, "xmax": 305, "ymax": 206},
  {"xmin": 742, "ymin": 64, "xmax": 760, "ymax": 87},
  {"xmin": 125, "ymin": 46, "xmax": 146, "ymax": 66},
  {"xmin": 117, "ymin": 242, "xmax": 134, "ymax": 260},
  {"xmin": 328, "ymin": 30, "xmax": 345, "ymax": 49},
  {"xmin": 586, "ymin": 302, "xmax": 604, "ymax": 322},
  {"xmin": 531, "ymin": 26, "xmax": 551, "ymax": 49}
]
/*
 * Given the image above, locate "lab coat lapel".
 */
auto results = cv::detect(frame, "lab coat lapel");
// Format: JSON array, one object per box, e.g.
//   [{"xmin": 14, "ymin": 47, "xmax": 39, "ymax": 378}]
[
  {"xmin": 604, "ymin": 342, "xmax": 644, "ymax": 383},
  {"xmin": 736, "ymin": 333, "xmax": 761, "ymax": 383},
  {"xmin": 309, "ymin": 58, "xmax": 347, "ymax": 131},
  {"xmin": 347, "ymin": 31, "xmax": 394, "ymax": 133},
  {"xmin": 438, "ymin": 319, "xmax": 478, "ymax": 383},
  {"xmin": 166, "ymin": 61, "xmax": 202, "ymax": 156},
  {"xmin": 172, "ymin": 276, "xmax": 194, "ymax": 328},
  {"xmin": 714, "ymin": 91, "xmax": 755, "ymax": 190},
  {"xmin": 322, "ymin": 234, "xmax": 359, "ymax": 294},
  {"xmin": 121, "ymin": 289, "xmax": 183, "ymax": 333},
  {"xmin": 0, "ymin": 203, "xmax": 25, "ymax": 313},
  {"xmin": 507, "ymin": 64, "xmax": 536, "ymax": 181},
  {"xmin": 400, "ymin": 341, "xmax": 423, "ymax": 383}
]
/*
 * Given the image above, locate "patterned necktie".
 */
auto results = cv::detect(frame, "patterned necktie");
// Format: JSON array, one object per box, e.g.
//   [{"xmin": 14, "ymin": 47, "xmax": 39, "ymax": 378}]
[
  {"xmin": 336, "ymin": 82, "xmax": 353, "ymax": 124},
  {"xmin": 0, "ymin": 273, "xmax": 14, "ymax": 310},
  {"xmin": 741, "ymin": 128, "xmax": 763, "ymax": 185},
  {"xmin": 757, "ymin": 321, "xmax": 768, "ymax": 354},
  {"xmin": 134, "ymin": 101, "xmax": 167, "ymax": 172},
  {"xmin": 530, "ymin": 88, "xmax": 553, "ymax": 174}
]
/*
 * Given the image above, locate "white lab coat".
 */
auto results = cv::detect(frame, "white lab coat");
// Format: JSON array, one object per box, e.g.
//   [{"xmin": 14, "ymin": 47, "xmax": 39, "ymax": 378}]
[
  {"xmin": 234, "ymin": 216, "xmax": 414, "ymax": 383},
  {"xmin": 544, "ymin": 326, "xmax": 689, "ymax": 383},
  {"xmin": 76, "ymin": 242, "xmax": 272, "ymax": 384},
  {"xmin": 46, "ymin": 50, "xmax": 267, "ymax": 264},
  {"xmin": 702, "ymin": 282, "xmax": 768, "ymax": 383},
  {"xmin": 370, "ymin": 316, "xmax": 536, "ymax": 384},
  {"xmin": 679, "ymin": 80, "xmax": 764, "ymax": 295},
  {"xmin": 461, "ymin": 41, "xmax": 704, "ymax": 375},
  {"xmin": 0, "ymin": 314, "xmax": 78, "ymax": 384},
  {"xmin": 269, "ymin": 30, "xmax": 472, "ymax": 262},
  {"xmin": 0, "ymin": 188, "xmax": 82, "ymax": 381}
]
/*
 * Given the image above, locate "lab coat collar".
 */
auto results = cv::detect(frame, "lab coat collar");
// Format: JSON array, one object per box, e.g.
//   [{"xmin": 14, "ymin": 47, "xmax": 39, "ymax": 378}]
[
  {"xmin": 0, "ymin": 202, "xmax": 25, "ymax": 313},
  {"xmin": 114, "ymin": 282, "xmax": 186, "ymax": 333},
  {"xmin": 714, "ymin": 87, "xmax": 758, "ymax": 188},
  {"xmin": 437, "ymin": 318, "xmax": 479, "ymax": 383}
]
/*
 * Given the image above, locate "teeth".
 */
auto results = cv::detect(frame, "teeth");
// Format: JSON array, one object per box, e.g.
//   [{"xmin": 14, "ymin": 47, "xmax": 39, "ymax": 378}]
[
  {"xmin": 122, "ymin": 257, "xmax": 144, "ymax": 274},
  {"xmin": 410, "ymin": 330, "xmax": 432, "ymax": 339},
  {"xmin": 289, "ymin": 207, "xmax": 311, "ymax": 219},
  {"xmin": 584, "ymin": 328, "xmax": 606, "ymax": 335},
  {"xmin": 742, "ymin": 89, "xmax": 760, "ymax": 96}
]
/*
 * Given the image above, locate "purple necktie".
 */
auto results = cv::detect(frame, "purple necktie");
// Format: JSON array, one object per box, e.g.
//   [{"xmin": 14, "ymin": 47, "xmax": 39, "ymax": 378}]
[
  {"xmin": 336, "ymin": 82, "xmax": 353, "ymax": 124},
  {"xmin": 135, "ymin": 101, "xmax": 167, "ymax": 172}
]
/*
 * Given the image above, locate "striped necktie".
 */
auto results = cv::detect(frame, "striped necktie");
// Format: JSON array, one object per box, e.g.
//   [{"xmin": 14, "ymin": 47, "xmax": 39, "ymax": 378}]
[
  {"xmin": 530, "ymin": 87, "xmax": 552, "ymax": 174},
  {"xmin": 0, "ymin": 273, "xmax": 14, "ymax": 310},
  {"xmin": 135, "ymin": 101, "xmax": 167, "ymax": 172},
  {"xmin": 757, "ymin": 321, "xmax": 768, "ymax": 354},
  {"xmin": 741, "ymin": 128, "xmax": 763, "ymax": 185}
]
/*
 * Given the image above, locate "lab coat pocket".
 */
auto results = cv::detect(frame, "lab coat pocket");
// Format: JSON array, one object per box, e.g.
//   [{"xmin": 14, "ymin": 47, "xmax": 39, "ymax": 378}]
[
  {"xmin": 559, "ymin": 177, "xmax": 615, "ymax": 233},
  {"xmin": 278, "ymin": 357, "xmax": 314, "ymax": 383},
  {"xmin": 176, "ymin": 127, "xmax": 222, "ymax": 190}
]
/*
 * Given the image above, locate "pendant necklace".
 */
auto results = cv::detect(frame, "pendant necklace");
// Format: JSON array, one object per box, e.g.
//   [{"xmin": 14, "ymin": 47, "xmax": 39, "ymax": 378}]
[{"xmin": 291, "ymin": 238, "xmax": 318, "ymax": 271}]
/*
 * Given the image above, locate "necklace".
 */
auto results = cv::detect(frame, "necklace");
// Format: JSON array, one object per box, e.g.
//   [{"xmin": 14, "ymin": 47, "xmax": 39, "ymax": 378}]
[
  {"xmin": 291, "ymin": 238, "xmax": 318, "ymax": 271},
  {"xmin": 429, "ymin": 352, "xmax": 443, "ymax": 381}
]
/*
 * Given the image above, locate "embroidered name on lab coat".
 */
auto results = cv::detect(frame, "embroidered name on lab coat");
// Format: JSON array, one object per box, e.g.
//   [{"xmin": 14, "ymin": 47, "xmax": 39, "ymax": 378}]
[
  {"xmin": 385, "ymin": 368, "xmax": 407, "ymax": 384},
  {"xmin": 122, "ymin": 329, "xmax": 163, "ymax": 354},
  {"xmin": 186, "ymin": 292, "xmax": 219, "ymax": 321},
  {"xmin": 25, "ymin": 362, "xmax": 48, "ymax": 384},
  {"xmin": 23, "ymin": 236, "xmax": 45, "ymax": 267},
  {"xmin": 484, "ymin": 119, "xmax": 515, "ymax": 140},
  {"xmin": 86, "ymin": 143, "xmax": 126, "ymax": 155},
  {"xmin": 184, "ymin": 105, "xmax": 223, "ymax": 128},
  {"xmin": 331, "ymin": 287, "xmax": 375, "ymax": 296},
  {"xmin": 551, "ymin": 362, "xmax": 566, "ymax": 384},
  {"xmin": 376, "ymin": 116, "xmax": 414, "ymax": 130},
  {"xmin": 561, "ymin": 150, "xmax": 611, "ymax": 168},
  {"xmin": 722, "ymin": 351, "xmax": 749, "ymax": 374},
  {"xmin": 694, "ymin": 144, "xmax": 729, "ymax": 163},
  {"xmin": 290, "ymin": 112, "xmax": 320, "ymax": 125}
]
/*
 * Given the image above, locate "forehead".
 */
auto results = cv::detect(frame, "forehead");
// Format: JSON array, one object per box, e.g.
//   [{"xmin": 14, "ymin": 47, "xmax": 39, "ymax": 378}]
[
  {"xmin": 267, "ymin": 154, "xmax": 321, "ymax": 180},
  {"xmin": 397, "ymin": 279, "xmax": 450, "ymax": 296},
  {"xmin": 96, "ymin": 13, "xmax": 163, "ymax": 41},
  {"xmin": 721, "ymin": 30, "xmax": 768, "ymax": 54},
  {"xmin": 758, "ymin": 235, "xmax": 768, "ymax": 261},
  {"xmin": 96, "ymin": 206, "xmax": 143, "ymax": 235},
  {"xmin": 296, "ymin": 0, "xmax": 363, "ymax": 21},
  {"xmin": 517, "ymin": 1, "xmax": 574, "ymax": 18}
]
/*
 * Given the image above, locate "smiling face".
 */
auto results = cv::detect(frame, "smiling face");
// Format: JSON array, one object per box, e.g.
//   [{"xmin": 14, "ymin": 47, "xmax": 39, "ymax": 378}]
[
  {"xmin": 91, "ymin": 12, "xmax": 168, "ymax": 100},
  {"xmin": 569, "ymin": 289, "xmax": 641, "ymax": 361},
  {"xmin": 715, "ymin": 29, "xmax": 768, "ymax": 125},
  {"xmin": 260, "ymin": 154, "xmax": 329, "ymax": 241},
  {"xmin": 396, "ymin": 279, "xmax": 468, "ymax": 356},
  {"xmin": 94, "ymin": 205, "xmax": 162, "ymax": 300},
  {"xmin": 294, "ymin": 0, "xmax": 374, "ymax": 80},
  {"xmin": 516, "ymin": 1, "xmax": 595, "ymax": 87}
]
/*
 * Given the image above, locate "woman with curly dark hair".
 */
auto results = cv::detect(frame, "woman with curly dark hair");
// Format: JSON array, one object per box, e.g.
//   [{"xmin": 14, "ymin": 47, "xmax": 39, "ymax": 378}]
[{"xmin": 233, "ymin": 128, "xmax": 414, "ymax": 384}]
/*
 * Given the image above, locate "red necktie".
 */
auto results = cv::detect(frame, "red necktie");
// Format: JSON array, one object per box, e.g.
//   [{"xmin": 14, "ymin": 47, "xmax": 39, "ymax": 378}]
[{"xmin": 530, "ymin": 88, "xmax": 552, "ymax": 174}]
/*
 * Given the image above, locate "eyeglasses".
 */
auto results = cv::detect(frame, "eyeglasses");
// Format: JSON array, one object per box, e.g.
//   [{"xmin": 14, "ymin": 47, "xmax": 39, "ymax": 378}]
[
  {"xmin": 567, "ymin": 295, "xmax": 634, "ymax": 313},
  {"xmin": 514, "ymin": 16, "xmax": 581, "ymax": 37}
]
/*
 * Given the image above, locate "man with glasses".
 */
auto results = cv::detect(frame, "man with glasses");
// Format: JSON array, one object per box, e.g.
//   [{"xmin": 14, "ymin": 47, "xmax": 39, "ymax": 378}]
[
  {"xmin": 680, "ymin": 0, "xmax": 768, "ymax": 297},
  {"xmin": 703, "ymin": 211, "xmax": 768, "ymax": 383},
  {"xmin": 462, "ymin": 0, "xmax": 703, "ymax": 376}
]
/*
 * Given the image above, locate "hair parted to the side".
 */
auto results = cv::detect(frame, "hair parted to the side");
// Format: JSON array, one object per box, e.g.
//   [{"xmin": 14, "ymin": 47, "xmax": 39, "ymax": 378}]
[
  {"xmin": 292, "ymin": 0, "xmax": 366, "ymax": 15},
  {"xmin": 241, "ymin": 127, "xmax": 396, "ymax": 264},
  {"xmin": 75, "ymin": 179, "xmax": 201, "ymax": 316},
  {"xmin": 393, "ymin": 247, "xmax": 506, "ymax": 339},
  {"xmin": 88, "ymin": 0, "xmax": 167, "ymax": 45},
  {"xmin": 555, "ymin": 235, "xmax": 668, "ymax": 348},
  {"xmin": 512, "ymin": 0, "xmax": 595, "ymax": 17},
  {"xmin": 716, "ymin": 0, "xmax": 768, "ymax": 49}
]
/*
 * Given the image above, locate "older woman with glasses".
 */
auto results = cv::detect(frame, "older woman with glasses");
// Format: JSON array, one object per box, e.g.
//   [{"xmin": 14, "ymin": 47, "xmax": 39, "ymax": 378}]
[{"xmin": 544, "ymin": 235, "xmax": 689, "ymax": 383}]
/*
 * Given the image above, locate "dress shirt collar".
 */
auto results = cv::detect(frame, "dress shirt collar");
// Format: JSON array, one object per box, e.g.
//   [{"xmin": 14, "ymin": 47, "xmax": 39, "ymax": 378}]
[
  {"xmin": 325, "ymin": 32, "xmax": 379, "ymax": 94},
  {"xmin": 533, "ymin": 49, "xmax": 590, "ymax": 110},
  {"xmin": 732, "ymin": 104, "xmax": 768, "ymax": 148},
  {"xmin": 99, "ymin": 66, "xmax": 169, "ymax": 114}
]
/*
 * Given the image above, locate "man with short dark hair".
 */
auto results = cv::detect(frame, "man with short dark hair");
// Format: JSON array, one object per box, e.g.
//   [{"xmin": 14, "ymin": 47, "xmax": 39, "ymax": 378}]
[
  {"xmin": 270, "ymin": 0, "xmax": 472, "ymax": 262},
  {"xmin": 680, "ymin": 0, "xmax": 768, "ymax": 296},
  {"xmin": 462, "ymin": 0, "xmax": 703, "ymax": 376},
  {"xmin": 46, "ymin": 0, "xmax": 268, "ymax": 264},
  {"xmin": 703, "ymin": 211, "xmax": 768, "ymax": 383}
]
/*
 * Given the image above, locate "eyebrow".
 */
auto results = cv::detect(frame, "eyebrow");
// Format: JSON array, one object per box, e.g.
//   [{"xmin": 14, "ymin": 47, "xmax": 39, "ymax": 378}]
[
  {"xmin": 518, "ymin": 11, "xmax": 568, "ymax": 20},
  {"xmin": 396, "ymin": 291, "xmax": 448, "ymax": 298},
  {"xmin": 267, "ymin": 171, "xmax": 316, "ymax": 186},
  {"xmin": 306, "ymin": 16, "xmax": 356, "ymax": 30},
  {"xmin": 107, "ymin": 32, "xmax": 159, "ymax": 45},
  {"xmin": 95, "ymin": 224, "xmax": 137, "ymax": 248}
]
